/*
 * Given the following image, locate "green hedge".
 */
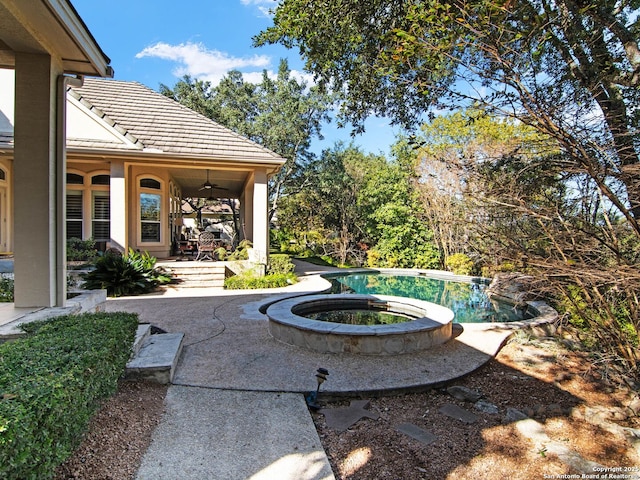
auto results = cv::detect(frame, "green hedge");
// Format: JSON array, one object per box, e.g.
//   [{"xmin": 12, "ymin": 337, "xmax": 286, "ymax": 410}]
[
  {"xmin": 225, "ymin": 272, "xmax": 297, "ymax": 289},
  {"xmin": 0, "ymin": 277, "xmax": 14, "ymax": 302},
  {"xmin": 0, "ymin": 312, "xmax": 139, "ymax": 479},
  {"xmin": 266, "ymin": 254, "xmax": 295, "ymax": 275}
]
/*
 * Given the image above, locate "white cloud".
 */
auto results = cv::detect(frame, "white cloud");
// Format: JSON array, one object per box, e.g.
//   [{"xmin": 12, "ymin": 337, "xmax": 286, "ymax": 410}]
[
  {"xmin": 136, "ymin": 41, "xmax": 316, "ymax": 88},
  {"xmin": 239, "ymin": 0, "xmax": 279, "ymax": 17},
  {"xmin": 136, "ymin": 42, "xmax": 271, "ymax": 85}
]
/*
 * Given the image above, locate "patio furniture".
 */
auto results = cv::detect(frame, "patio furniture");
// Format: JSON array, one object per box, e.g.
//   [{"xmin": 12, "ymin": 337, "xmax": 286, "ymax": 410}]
[{"xmin": 195, "ymin": 231, "xmax": 216, "ymax": 261}]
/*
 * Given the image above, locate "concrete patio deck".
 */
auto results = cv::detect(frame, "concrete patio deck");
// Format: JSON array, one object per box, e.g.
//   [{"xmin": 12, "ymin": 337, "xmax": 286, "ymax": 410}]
[{"xmin": 103, "ymin": 260, "xmax": 551, "ymax": 396}]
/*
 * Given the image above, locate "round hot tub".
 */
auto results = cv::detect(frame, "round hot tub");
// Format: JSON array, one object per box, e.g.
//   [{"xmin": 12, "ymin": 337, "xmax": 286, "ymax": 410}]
[{"xmin": 265, "ymin": 294, "xmax": 455, "ymax": 355}]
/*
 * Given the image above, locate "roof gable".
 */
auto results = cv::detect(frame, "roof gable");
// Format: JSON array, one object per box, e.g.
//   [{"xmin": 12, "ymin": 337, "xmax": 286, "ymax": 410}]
[{"xmin": 67, "ymin": 94, "xmax": 141, "ymax": 151}]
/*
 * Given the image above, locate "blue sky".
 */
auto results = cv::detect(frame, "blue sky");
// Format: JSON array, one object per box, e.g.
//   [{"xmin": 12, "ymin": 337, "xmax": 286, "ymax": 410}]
[{"xmin": 71, "ymin": 0, "xmax": 401, "ymax": 156}]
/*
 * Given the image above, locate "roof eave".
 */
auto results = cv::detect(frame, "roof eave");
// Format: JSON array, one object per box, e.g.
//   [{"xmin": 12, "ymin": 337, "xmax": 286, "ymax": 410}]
[
  {"xmin": 49, "ymin": 0, "xmax": 113, "ymax": 77},
  {"xmin": 66, "ymin": 147, "xmax": 287, "ymax": 173},
  {"xmin": 0, "ymin": 0, "xmax": 113, "ymax": 78}
]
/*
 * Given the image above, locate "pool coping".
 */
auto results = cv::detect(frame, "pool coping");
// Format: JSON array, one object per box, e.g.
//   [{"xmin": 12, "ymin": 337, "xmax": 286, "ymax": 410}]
[{"xmin": 266, "ymin": 294, "xmax": 456, "ymax": 356}]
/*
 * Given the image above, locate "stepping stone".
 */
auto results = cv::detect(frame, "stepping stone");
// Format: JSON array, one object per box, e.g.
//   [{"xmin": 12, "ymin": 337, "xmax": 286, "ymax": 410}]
[
  {"xmin": 396, "ymin": 423, "xmax": 438, "ymax": 445},
  {"xmin": 446, "ymin": 386, "xmax": 483, "ymax": 403},
  {"xmin": 320, "ymin": 399, "xmax": 380, "ymax": 432},
  {"xmin": 504, "ymin": 407, "xmax": 529, "ymax": 423},
  {"xmin": 439, "ymin": 403, "xmax": 478, "ymax": 424},
  {"xmin": 474, "ymin": 399, "xmax": 499, "ymax": 414}
]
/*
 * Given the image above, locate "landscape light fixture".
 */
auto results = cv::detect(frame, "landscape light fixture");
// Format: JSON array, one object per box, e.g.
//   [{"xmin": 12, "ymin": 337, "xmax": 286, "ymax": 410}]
[{"xmin": 306, "ymin": 367, "xmax": 329, "ymax": 410}]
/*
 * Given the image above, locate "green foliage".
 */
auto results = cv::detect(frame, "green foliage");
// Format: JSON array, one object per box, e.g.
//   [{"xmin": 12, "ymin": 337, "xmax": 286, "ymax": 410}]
[
  {"xmin": 556, "ymin": 284, "xmax": 639, "ymax": 362},
  {"xmin": 293, "ymin": 255, "xmax": 339, "ymax": 268},
  {"xmin": 228, "ymin": 240, "xmax": 252, "ymax": 261},
  {"xmin": 267, "ymin": 254, "xmax": 295, "ymax": 275},
  {"xmin": 215, "ymin": 247, "xmax": 228, "ymax": 261},
  {"xmin": 0, "ymin": 312, "xmax": 138, "ymax": 479},
  {"xmin": 277, "ymin": 143, "xmax": 441, "ymax": 268},
  {"xmin": 445, "ymin": 253, "xmax": 474, "ymax": 275},
  {"xmin": 66, "ymin": 238, "xmax": 99, "ymax": 262},
  {"xmin": 82, "ymin": 249, "xmax": 171, "ymax": 297},
  {"xmin": 224, "ymin": 272, "xmax": 297, "ymax": 289},
  {"xmin": 257, "ymin": 2, "xmax": 640, "ymax": 214},
  {"xmin": 0, "ymin": 277, "xmax": 13, "ymax": 302},
  {"xmin": 364, "ymin": 249, "xmax": 380, "ymax": 268}
]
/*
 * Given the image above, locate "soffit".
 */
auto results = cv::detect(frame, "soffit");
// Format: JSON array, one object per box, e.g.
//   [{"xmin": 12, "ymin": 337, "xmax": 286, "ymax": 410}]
[
  {"xmin": 168, "ymin": 168, "xmax": 249, "ymax": 199},
  {"xmin": 0, "ymin": 0, "xmax": 112, "ymax": 77}
]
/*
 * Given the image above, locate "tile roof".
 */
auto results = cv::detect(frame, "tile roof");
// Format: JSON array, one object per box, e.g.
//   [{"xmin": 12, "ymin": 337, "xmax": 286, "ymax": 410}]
[{"xmin": 68, "ymin": 78, "xmax": 285, "ymax": 163}]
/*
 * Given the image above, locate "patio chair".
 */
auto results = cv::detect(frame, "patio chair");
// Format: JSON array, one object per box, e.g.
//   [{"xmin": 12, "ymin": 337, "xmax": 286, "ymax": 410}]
[{"xmin": 195, "ymin": 231, "xmax": 216, "ymax": 261}]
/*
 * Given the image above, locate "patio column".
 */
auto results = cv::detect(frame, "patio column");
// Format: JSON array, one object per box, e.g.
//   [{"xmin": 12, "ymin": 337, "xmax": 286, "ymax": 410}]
[
  {"xmin": 13, "ymin": 53, "xmax": 63, "ymax": 307},
  {"xmin": 242, "ymin": 175, "xmax": 254, "ymax": 243},
  {"xmin": 110, "ymin": 160, "xmax": 127, "ymax": 251},
  {"xmin": 251, "ymin": 168, "xmax": 269, "ymax": 266}
]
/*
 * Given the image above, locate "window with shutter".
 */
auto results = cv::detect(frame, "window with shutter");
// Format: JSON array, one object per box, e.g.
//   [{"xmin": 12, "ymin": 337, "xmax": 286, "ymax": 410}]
[
  {"xmin": 92, "ymin": 192, "xmax": 110, "ymax": 241},
  {"xmin": 66, "ymin": 191, "xmax": 83, "ymax": 240}
]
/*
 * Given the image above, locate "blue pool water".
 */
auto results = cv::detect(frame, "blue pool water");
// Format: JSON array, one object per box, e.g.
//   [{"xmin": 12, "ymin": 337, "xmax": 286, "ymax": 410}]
[{"xmin": 326, "ymin": 272, "xmax": 529, "ymax": 323}]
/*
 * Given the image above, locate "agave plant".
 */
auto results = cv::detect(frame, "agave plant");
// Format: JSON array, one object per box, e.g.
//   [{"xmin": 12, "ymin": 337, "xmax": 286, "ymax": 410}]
[{"xmin": 82, "ymin": 249, "xmax": 171, "ymax": 297}]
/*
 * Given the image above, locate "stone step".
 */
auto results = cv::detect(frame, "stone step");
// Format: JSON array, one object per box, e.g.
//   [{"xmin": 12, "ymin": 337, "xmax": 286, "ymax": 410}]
[
  {"xmin": 164, "ymin": 263, "xmax": 231, "ymax": 289},
  {"xmin": 126, "ymin": 332, "xmax": 184, "ymax": 384},
  {"xmin": 174, "ymin": 280, "xmax": 226, "ymax": 288},
  {"xmin": 131, "ymin": 323, "xmax": 152, "ymax": 356},
  {"xmin": 174, "ymin": 272, "xmax": 225, "ymax": 282},
  {"xmin": 166, "ymin": 266, "xmax": 227, "ymax": 275}
]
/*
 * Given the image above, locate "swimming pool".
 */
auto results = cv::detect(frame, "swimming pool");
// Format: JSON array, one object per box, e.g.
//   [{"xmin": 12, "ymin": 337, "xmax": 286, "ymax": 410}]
[{"xmin": 325, "ymin": 272, "xmax": 530, "ymax": 323}]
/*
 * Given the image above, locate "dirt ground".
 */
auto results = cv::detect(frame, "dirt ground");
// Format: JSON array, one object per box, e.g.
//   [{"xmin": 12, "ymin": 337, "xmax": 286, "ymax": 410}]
[
  {"xmin": 54, "ymin": 381, "xmax": 167, "ymax": 480},
  {"xmin": 55, "ymin": 333, "xmax": 639, "ymax": 480}
]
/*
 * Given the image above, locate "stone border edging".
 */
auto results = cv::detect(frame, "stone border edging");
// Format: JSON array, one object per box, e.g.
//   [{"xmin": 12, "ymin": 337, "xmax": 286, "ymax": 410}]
[{"xmin": 266, "ymin": 293, "xmax": 454, "ymax": 355}]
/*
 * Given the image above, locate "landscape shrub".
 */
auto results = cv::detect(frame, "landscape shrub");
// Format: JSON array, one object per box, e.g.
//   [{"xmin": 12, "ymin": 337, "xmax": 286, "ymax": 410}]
[
  {"xmin": 366, "ymin": 248, "xmax": 381, "ymax": 267},
  {"xmin": 66, "ymin": 238, "xmax": 99, "ymax": 263},
  {"xmin": 228, "ymin": 239, "xmax": 252, "ymax": 260},
  {"xmin": 224, "ymin": 272, "xmax": 296, "ymax": 289},
  {"xmin": 0, "ymin": 312, "xmax": 138, "ymax": 480},
  {"xmin": 293, "ymin": 255, "xmax": 339, "ymax": 267},
  {"xmin": 82, "ymin": 248, "xmax": 171, "ymax": 297},
  {"xmin": 556, "ymin": 283, "xmax": 639, "ymax": 374},
  {"xmin": 445, "ymin": 253, "xmax": 474, "ymax": 275},
  {"xmin": 215, "ymin": 246, "xmax": 228, "ymax": 261},
  {"xmin": 0, "ymin": 277, "xmax": 13, "ymax": 302},
  {"xmin": 266, "ymin": 254, "xmax": 295, "ymax": 275}
]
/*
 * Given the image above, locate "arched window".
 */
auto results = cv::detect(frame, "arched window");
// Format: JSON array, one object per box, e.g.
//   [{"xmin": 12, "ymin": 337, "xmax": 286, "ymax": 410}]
[
  {"xmin": 139, "ymin": 177, "xmax": 163, "ymax": 243},
  {"xmin": 67, "ymin": 173, "xmax": 84, "ymax": 185},
  {"xmin": 0, "ymin": 169, "xmax": 6, "ymax": 181},
  {"xmin": 91, "ymin": 174, "xmax": 110, "ymax": 185},
  {"xmin": 140, "ymin": 178, "xmax": 161, "ymax": 189}
]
